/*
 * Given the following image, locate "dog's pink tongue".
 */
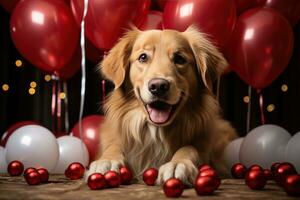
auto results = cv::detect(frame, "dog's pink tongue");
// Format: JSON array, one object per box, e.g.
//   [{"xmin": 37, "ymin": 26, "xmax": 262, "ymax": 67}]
[{"xmin": 147, "ymin": 105, "xmax": 171, "ymax": 124}]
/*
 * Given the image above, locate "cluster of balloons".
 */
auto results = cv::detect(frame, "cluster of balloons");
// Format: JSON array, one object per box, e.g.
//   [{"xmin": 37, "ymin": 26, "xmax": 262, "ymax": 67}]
[
  {"xmin": 224, "ymin": 124, "xmax": 300, "ymax": 173},
  {"xmin": 0, "ymin": 115, "xmax": 104, "ymax": 174},
  {"xmin": 1, "ymin": 0, "xmax": 298, "ymax": 86}
]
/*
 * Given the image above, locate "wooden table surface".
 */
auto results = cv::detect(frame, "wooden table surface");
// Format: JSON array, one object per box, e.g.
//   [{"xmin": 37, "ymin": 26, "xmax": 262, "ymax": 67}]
[{"xmin": 0, "ymin": 174, "xmax": 298, "ymax": 200}]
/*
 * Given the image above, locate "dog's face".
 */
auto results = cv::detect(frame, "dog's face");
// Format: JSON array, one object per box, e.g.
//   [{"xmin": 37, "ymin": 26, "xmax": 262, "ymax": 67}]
[{"xmin": 101, "ymin": 27, "xmax": 227, "ymax": 126}]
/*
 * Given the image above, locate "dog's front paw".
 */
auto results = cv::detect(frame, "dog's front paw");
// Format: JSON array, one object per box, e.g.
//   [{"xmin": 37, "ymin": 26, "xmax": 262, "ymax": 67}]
[
  {"xmin": 157, "ymin": 160, "xmax": 198, "ymax": 186},
  {"xmin": 84, "ymin": 159, "xmax": 124, "ymax": 181}
]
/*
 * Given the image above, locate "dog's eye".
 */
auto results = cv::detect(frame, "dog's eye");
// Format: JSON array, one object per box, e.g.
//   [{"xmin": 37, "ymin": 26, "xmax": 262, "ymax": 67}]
[
  {"xmin": 138, "ymin": 53, "xmax": 148, "ymax": 63},
  {"xmin": 173, "ymin": 53, "xmax": 186, "ymax": 65}
]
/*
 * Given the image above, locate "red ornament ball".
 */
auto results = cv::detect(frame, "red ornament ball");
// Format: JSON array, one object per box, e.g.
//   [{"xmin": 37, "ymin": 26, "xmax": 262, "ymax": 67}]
[
  {"xmin": 120, "ymin": 166, "xmax": 133, "ymax": 185},
  {"xmin": 7, "ymin": 160, "xmax": 24, "ymax": 176},
  {"xmin": 104, "ymin": 171, "xmax": 121, "ymax": 188},
  {"xmin": 198, "ymin": 168, "xmax": 218, "ymax": 179},
  {"xmin": 271, "ymin": 162, "xmax": 281, "ymax": 173},
  {"xmin": 283, "ymin": 174, "xmax": 300, "ymax": 196},
  {"xmin": 245, "ymin": 169, "xmax": 266, "ymax": 190},
  {"xmin": 231, "ymin": 163, "xmax": 247, "ymax": 179},
  {"xmin": 263, "ymin": 169, "xmax": 273, "ymax": 180},
  {"xmin": 194, "ymin": 176, "xmax": 216, "ymax": 195},
  {"xmin": 88, "ymin": 173, "xmax": 106, "ymax": 190},
  {"xmin": 163, "ymin": 178, "xmax": 184, "ymax": 198},
  {"xmin": 249, "ymin": 164, "xmax": 263, "ymax": 172},
  {"xmin": 24, "ymin": 167, "xmax": 37, "ymax": 177},
  {"xmin": 37, "ymin": 168, "xmax": 49, "ymax": 183},
  {"xmin": 25, "ymin": 171, "xmax": 41, "ymax": 185},
  {"xmin": 65, "ymin": 162, "xmax": 85, "ymax": 180},
  {"xmin": 198, "ymin": 164, "xmax": 212, "ymax": 172},
  {"xmin": 274, "ymin": 162, "xmax": 297, "ymax": 186},
  {"xmin": 143, "ymin": 168, "xmax": 158, "ymax": 186}
]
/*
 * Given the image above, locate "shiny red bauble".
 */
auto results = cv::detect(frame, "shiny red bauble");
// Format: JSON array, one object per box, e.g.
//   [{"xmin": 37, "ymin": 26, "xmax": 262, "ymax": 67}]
[
  {"xmin": 25, "ymin": 171, "xmax": 41, "ymax": 185},
  {"xmin": 231, "ymin": 163, "xmax": 247, "ymax": 179},
  {"xmin": 274, "ymin": 162, "xmax": 297, "ymax": 186},
  {"xmin": 65, "ymin": 162, "xmax": 85, "ymax": 180},
  {"xmin": 37, "ymin": 168, "xmax": 49, "ymax": 183},
  {"xmin": 104, "ymin": 171, "xmax": 121, "ymax": 188},
  {"xmin": 249, "ymin": 164, "xmax": 263, "ymax": 172},
  {"xmin": 7, "ymin": 160, "xmax": 24, "ymax": 176},
  {"xmin": 271, "ymin": 162, "xmax": 281, "ymax": 174},
  {"xmin": 194, "ymin": 176, "xmax": 216, "ymax": 195},
  {"xmin": 163, "ymin": 178, "xmax": 184, "ymax": 198},
  {"xmin": 143, "ymin": 168, "xmax": 158, "ymax": 186},
  {"xmin": 198, "ymin": 164, "xmax": 212, "ymax": 172},
  {"xmin": 87, "ymin": 173, "xmax": 107, "ymax": 190},
  {"xmin": 198, "ymin": 168, "xmax": 218, "ymax": 179},
  {"xmin": 245, "ymin": 169, "xmax": 266, "ymax": 190},
  {"xmin": 24, "ymin": 167, "xmax": 37, "ymax": 177},
  {"xmin": 283, "ymin": 174, "xmax": 300, "ymax": 196},
  {"xmin": 263, "ymin": 169, "xmax": 273, "ymax": 180},
  {"xmin": 120, "ymin": 166, "xmax": 133, "ymax": 185}
]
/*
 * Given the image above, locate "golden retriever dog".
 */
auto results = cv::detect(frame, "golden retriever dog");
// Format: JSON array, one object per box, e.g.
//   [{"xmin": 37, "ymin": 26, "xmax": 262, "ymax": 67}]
[{"xmin": 86, "ymin": 26, "xmax": 237, "ymax": 185}]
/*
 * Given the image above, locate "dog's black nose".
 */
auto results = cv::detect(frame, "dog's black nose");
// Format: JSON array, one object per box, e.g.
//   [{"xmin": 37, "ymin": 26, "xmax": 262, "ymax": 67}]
[{"xmin": 148, "ymin": 78, "xmax": 170, "ymax": 97}]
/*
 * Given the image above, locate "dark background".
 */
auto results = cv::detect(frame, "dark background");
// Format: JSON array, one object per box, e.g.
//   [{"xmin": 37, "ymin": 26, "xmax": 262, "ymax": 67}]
[{"xmin": 1, "ymin": 5, "xmax": 300, "ymax": 138}]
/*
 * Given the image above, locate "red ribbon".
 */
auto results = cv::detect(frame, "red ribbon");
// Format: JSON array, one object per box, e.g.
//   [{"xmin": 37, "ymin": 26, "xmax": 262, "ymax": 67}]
[{"xmin": 257, "ymin": 89, "xmax": 265, "ymax": 125}]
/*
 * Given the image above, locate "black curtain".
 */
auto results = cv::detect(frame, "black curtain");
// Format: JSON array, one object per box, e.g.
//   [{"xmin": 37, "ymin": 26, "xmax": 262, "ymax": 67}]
[{"xmin": 1, "ymin": 5, "xmax": 300, "ymax": 138}]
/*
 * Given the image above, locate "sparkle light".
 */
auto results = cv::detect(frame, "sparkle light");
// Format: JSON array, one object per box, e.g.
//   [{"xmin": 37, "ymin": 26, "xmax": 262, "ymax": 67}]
[
  {"xmin": 15, "ymin": 60, "xmax": 23, "ymax": 67},
  {"xmin": 30, "ymin": 81, "xmax": 37, "ymax": 88},
  {"xmin": 243, "ymin": 96, "xmax": 249, "ymax": 103},
  {"xmin": 267, "ymin": 104, "xmax": 275, "ymax": 112},
  {"xmin": 281, "ymin": 84, "xmax": 288, "ymax": 92},
  {"xmin": 59, "ymin": 92, "xmax": 66, "ymax": 99},
  {"xmin": 29, "ymin": 88, "xmax": 36, "ymax": 95},
  {"xmin": 44, "ymin": 75, "xmax": 51, "ymax": 82},
  {"xmin": 2, "ymin": 84, "xmax": 9, "ymax": 92}
]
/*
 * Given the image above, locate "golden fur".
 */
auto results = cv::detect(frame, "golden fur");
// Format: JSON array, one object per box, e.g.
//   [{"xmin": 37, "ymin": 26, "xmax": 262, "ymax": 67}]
[{"xmin": 86, "ymin": 27, "xmax": 237, "ymax": 185}]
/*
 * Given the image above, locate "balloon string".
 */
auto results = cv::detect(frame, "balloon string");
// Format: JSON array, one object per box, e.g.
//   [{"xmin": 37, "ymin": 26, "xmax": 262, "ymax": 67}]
[
  {"xmin": 51, "ymin": 77, "xmax": 57, "ymax": 133},
  {"xmin": 257, "ymin": 89, "xmax": 265, "ymax": 125},
  {"xmin": 57, "ymin": 81, "xmax": 62, "ymax": 132},
  {"xmin": 78, "ymin": 0, "xmax": 89, "ymax": 165},
  {"xmin": 63, "ymin": 82, "xmax": 69, "ymax": 133},
  {"xmin": 246, "ymin": 85, "xmax": 252, "ymax": 133}
]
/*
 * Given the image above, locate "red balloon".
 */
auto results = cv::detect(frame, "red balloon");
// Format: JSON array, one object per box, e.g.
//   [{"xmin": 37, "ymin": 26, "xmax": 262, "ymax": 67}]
[
  {"xmin": 37, "ymin": 168, "xmax": 49, "ymax": 183},
  {"xmin": 7, "ymin": 160, "xmax": 24, "ymax": 176},
  {"xmin": 71, "ymin": 115, "xmax": 105, "ymax": 162},
  {"xmin": 86, "ymin": 39, "xmax": 104, "ymax": 64},
  {"xmin": 143, "ymin": 168, "xmax": 158, "ymax": 186},
  {"xmin": 25, "ymin": 171, "xmax": 41, "ymax": 185},
  {"xmin": 56, "ymin": 46, "xmax": 81, "ymax": 81},
  {"xmin": 104, "ymin": 171, "xmax": 121, "ymax": 188},
  {"xmin": 234, "ymin": 0, "xmax": 259, "ymax": 15},
  {"xmin": 65, "ymin": 162, "xmax": 85, "ymax": 180},
  {"xmin": 231, "ymin": 163, "xmax": 247, "ymax": 179},
  {"xmin": 139, "ymin": 11, "xmax": 163, "ymax": 31},
  {"xmin": 163, "ymin": 178, "xmax": 184, "ymax": 198},
  {"xmin": 120, "ymin": 166, "xmax": 133, "ymax": 185},
  {"xmin": 258, "ymin": 0, "xmax": 300, "ymax": 26},
  {"xmin": 194, "ymin": 176, "xmax": 216, "ymax": 195},
  {"xmin": 10, "ymin": 0, "xmax": 79, "ymax": 74},
  {"xmin": 88, "ymin": 173, "xmax": 107, "ymax": 190},
  {"xmin": 71, "ymin": 0, "xmax": 150, "ymax": 50},
  {"xmin": 245, "ymin": 169, "xmax": 266, "ymax": 190},
  {"xmin": 163, "ymin": 0, "xmax": 236, "ymax": 48},
  {"xmin": 1, "ymin": 121, "xmax": 39, "ymax": 146},
  {"xmin": 284, "ymin": 174, "xmax": 300, "ymax": 196},
  {"xmin": 225, "ymin": 8, "xmax": 294, "ymax": 89},
  {"xmin": 0, "ymin": 0, "xmax": 19, "ymax": 12}
]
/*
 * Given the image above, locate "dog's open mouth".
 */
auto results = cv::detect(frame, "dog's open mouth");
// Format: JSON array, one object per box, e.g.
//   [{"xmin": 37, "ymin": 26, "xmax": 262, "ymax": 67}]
[{"xmin": 145, "ymin": 100, "xmax": 179, "ymax": 124}]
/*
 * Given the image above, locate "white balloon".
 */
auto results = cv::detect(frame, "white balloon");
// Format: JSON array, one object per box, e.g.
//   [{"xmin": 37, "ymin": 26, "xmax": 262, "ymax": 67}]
[
  {"xmin": 0, "ymin": 146, "xmax": 7, "ymax": 173},
  {"xmin": 240, "ymin": 124, "xmax": 291, "ymax": 169},
  {"xmin": 5, "ymin": 125, "xmax": 59, "ymax": 172},
  {"xmin": 53, "ymin": 136, "xmax": 89, "ymax": 174},
  {"xmin": 223, "ymin": 137, "xmax": 244, "ymax": 169},
  {"xmin": 285, "ymin": 131, "xmax": 300, "ymax": 173}
]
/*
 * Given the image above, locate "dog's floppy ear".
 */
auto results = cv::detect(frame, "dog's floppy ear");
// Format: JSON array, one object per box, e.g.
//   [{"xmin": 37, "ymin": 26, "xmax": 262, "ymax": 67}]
[
  {"xmin": 183, "ymin": 26, "xmax": 228, "ymax": 92},
  {"xmin": 100, "ymin": 29, "xmax": 140, "ymax": 89}
]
